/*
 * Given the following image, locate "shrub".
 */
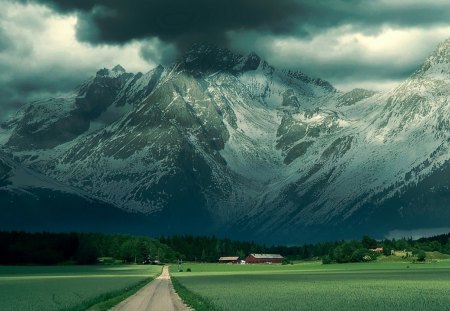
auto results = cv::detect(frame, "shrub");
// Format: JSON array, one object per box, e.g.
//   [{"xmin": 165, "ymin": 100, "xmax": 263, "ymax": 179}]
[
  {"xmin": 322, "ymin": 255, "xmax": 333, "ymax": 265},
  {"xmin": 383, "ymin": 247, "xmax": 392, "ymax": 256},
  {"xmin": 351, "ymin": 248, "xmax": 372, "ymax": 262},
  {"xmin": 75, "ymin": 241, "xmax": 98, "ymax": 265},
  {"xmin": 417, "ymin": 251, "xmax": 426, "ymax": 262}
]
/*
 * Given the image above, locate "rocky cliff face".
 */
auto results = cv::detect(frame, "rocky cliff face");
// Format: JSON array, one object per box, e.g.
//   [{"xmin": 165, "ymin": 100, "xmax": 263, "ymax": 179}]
[{"xmin": 3, "ymin": 40, "xmax": 450, "ymax": 243}]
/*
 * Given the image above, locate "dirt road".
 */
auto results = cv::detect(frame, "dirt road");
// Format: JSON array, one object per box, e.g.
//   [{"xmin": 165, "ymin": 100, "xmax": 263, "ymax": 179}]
[{"xmin": 110, "ymin": 266, "xmax": 190, "ymax": 311}]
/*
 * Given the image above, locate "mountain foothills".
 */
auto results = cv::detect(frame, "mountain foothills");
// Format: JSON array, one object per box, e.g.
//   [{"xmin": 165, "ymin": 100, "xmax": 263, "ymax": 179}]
[{"xmin": 2, "ymin": 38, "xmax": 450, "ymax": 243}]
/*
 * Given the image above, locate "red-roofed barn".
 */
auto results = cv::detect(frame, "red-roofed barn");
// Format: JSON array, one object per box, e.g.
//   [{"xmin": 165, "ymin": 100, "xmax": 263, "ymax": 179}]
[{"xmin": 245, "ymin": 254, "xmax": 284, "ymax": 264}]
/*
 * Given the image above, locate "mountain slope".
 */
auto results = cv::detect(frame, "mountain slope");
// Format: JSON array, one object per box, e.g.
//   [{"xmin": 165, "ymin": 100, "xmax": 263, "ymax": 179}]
[{"xmin": 0, "ymin": 150, "xmax": 209, "ymax": 235}]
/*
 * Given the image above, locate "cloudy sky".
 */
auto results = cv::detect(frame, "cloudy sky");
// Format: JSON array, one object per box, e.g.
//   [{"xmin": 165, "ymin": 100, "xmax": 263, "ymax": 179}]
[{"xmin": 2, "ymin": 0, "xmax": 450, "ymax": 121}]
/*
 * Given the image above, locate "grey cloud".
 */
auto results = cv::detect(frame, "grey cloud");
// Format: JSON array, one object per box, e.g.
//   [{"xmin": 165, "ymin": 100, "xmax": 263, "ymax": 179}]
[
  {"xmin": 308, "ymin": 61, "xmax": 419, "ymax": 91},
  {"xmin": 0, "ymin": 29, "xmax": 10, "ymax": 52},
  {"xmin": 0, "ymin": 62, "xmax": 93, "ymax": 122},
  {"xmin": 0, "ymin": 26, "xmax": 22, "ymax": 54},
  {"xmin": 272, "ymin": 51, "xmax": 419, "ymax": 81},
  {"xmin": 140, "ymin": 39, "xmax": 177, "ymax": 66},
  {"xmin": 228, "ymin": 18, "xmax": 449, "ymax": 92},
  {"xmin": 292, "ymin": 1, "xmax": 450, "ymax": 33}
]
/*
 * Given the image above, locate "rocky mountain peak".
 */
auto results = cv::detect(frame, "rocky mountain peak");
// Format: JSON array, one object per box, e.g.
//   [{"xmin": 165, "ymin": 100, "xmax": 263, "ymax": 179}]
[
  {"xmin": 414, "ymin": 37, "xmax": 450, "ymax": 77},
  {"xmin": 112, "ymin": 64, "xmax": 126, "ymax": 74},
  {"xmin": 177, "ymin": 42, "xmax": 334, "ymax": 94},
  {"xmin": 236, "ymin": 51, "xmax": 262, "ymax": 72},
  {"xmin": 180, "ymin": 43, "xmax": 242, "ymax": 73},
  {"xmin": 180, "ymin": 43, "xmax": 274, "ymax": 76},
  {"xmin": 96, "ymin": 65, "xmax": 128, "ymax": 79},
  {"xmin": 428, "ymin": 37, "xmax": 450, "ymax": 64}
]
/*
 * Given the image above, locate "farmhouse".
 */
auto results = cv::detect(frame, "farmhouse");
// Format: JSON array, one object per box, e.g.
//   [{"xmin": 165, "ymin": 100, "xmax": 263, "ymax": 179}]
[
  {"xmin": 218, "ymin": 256, "xmax": 240, "ymax": 264},
  {"xmin": 245, "ymin": 253, "xmax": 284, "ymax": 264},
  {"xmin": 369, "ymin": 247, "xmax": 384, "ymax": 253}
]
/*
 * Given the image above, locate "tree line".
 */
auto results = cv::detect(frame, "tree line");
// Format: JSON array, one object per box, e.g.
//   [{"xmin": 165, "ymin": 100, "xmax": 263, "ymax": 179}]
[
  {"xmin": 2, "ymin": 231, "xmax": 450, "ymax": 265},
  {"xmin": 0, "ymin": 231, "xmax": 178, "ymax": 265},
  {"xmin": 159, "ymin": 234, "xmax": 341, "ymax": 262},
  {"xmin": 160, "ymin": 235, "xmax": 266, "ymax": 262},
  {"xmin": 160, "ymin": 233, "xmax": 450, "ymax": 264}
]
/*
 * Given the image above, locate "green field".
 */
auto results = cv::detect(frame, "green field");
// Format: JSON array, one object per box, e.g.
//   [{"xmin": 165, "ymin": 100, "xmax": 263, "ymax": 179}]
[
  {"xmin": 0, "ymin": 265, "xmax": 162, "ymax": 311},
  {"xmin": 171, "ymin": 261, "xmax": 450, "ymax": 311}
]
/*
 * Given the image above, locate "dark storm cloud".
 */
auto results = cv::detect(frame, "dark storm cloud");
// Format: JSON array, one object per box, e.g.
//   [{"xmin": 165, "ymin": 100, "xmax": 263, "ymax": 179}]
[
  {"xmin": 22, "ymin": 0, "xmax": 301, "ymax": 52},
  {"xmin": 20, "ymin": 0, "xmax": 450, "ymax": 53}
]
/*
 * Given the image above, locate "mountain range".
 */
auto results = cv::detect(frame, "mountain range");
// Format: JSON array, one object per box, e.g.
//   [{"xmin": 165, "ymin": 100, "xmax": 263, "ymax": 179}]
[{"xmin": 2, "ymin": 39, "xmax": 450, "ymax": 243}]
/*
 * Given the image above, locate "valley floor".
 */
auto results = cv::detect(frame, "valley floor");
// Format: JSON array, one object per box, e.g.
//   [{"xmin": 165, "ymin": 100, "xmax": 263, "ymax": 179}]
[
  {"xmin": 3, "ymin": 260, "xmax": 450, "ymax": 310},
  {"xmin": 171, "ymin": 260, "xmax": 450, "ymax": 311}
]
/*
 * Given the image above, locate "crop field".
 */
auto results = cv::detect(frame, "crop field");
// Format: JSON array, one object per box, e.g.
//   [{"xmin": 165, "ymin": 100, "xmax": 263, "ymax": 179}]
[
  {"xmin": 0, "ymin": 265, "xmax": 162, "ymax": 311},
  {"xmin": 171, "ymin": 261, "xmax": 450, "ymax": 311}
]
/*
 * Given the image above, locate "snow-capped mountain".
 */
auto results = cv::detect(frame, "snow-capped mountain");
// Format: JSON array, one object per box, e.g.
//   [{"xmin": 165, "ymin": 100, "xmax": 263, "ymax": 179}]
[{"xmin": 3, "ymin": 39, "xmax": 450, "ymax": 243}]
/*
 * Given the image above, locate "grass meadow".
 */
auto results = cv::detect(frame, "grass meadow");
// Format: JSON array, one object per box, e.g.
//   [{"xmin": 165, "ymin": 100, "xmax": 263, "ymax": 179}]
[
  {"xmin": 0, "ymin": 265, "xmax": 162, "ymax": 311},
  {"xmin": 171, "ymin": 260, "xmax": 450, "ymax": 311}
]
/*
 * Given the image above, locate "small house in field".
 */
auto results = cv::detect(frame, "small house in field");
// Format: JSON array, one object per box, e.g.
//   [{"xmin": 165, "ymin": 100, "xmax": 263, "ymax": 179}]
[
  {"xmin": 369, "ymin": 247, "xmax": 384, "ymax": 253},
  {"xmin": 218, "ymin": 256, "xmax": 240, "ymax": 264},
  {"xmin": 245, "ymin": 253, "xmax": 284, "ymax": 264}
]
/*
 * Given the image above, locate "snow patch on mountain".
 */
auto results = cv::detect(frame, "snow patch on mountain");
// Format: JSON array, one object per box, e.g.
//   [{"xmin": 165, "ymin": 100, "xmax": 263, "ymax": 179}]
[{"xmin": 0, "ymin": 127, "xmax": 12, "ymax": 145}]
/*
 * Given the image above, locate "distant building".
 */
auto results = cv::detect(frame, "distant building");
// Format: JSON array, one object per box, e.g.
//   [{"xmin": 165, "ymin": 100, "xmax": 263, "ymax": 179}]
[
  {"xmin": 245, "ymin": 253, "xmax": 284, "ymax": 264},
  {"xmin": 369, "ymin": 247, "xmax": 384, "ymax": 253},
  {"xmin": 218, "ymin": 256, "xmax": 240, "ymax": 264}
]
